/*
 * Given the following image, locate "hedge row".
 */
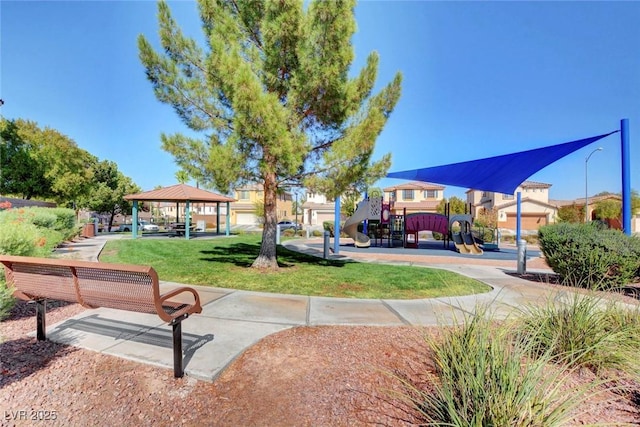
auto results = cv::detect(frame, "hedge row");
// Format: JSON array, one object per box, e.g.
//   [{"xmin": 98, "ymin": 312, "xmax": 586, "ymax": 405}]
[
  {"xmin": 0, "ymin": 207, "xmax": 78, "ymax": 257},
  {"xmin": 0, "ymin": 207, "xmax": 78, "ymax": 321},
  {"xmin": 538, "ymin": 223, "xmax": 640, "ymax": 290}
]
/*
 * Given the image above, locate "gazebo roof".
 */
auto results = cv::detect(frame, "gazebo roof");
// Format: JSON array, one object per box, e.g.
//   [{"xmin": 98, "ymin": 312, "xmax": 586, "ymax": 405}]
[{"xmin": 125, "ymin": 184, "xmax": 235, "ymax": 203}]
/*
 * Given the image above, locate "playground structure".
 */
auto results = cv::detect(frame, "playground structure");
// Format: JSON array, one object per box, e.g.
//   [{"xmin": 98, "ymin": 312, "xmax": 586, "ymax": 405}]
[
  {"xmin": 343, "ymin": 198, "xmax": 497, "ymax": 254},
  {"xmin": 342, "ymin": 197, "xmax": 382, "ymax": 248}
]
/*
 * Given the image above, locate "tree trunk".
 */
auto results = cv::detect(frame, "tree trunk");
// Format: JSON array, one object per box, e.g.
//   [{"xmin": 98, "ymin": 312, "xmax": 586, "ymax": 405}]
[{"xmin": 252, "ymin": 170, "xmax": 279, "ymax": 269}]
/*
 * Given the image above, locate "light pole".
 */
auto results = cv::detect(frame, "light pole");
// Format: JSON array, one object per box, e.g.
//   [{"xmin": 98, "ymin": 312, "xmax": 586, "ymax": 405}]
[
  {"xmin": 294, "ymin": 191, "xmax": 298, "ymax": 234},
  {"xmin": 585, "ymin": 147, "xmax": 603, "ymax": 222}
]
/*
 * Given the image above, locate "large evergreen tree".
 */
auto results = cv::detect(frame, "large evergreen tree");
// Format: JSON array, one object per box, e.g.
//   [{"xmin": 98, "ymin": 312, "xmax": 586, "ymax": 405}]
[{"xmin": 138, "ymin": 0, "xmax": 402, "ymax": 268}]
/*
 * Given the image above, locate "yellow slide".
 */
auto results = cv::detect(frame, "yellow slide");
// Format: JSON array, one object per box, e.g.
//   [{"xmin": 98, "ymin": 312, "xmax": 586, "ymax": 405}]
[
  {"xmin": 343, "ymin": 200, "xmax": 371, "ymax": 248},
  {"xmin": 452, "ymin": 232, "xmax": 470, "ymax": 254},
  {"xmin": 462, "ymin": 232, "xmax": 484, "ymax": 255}
]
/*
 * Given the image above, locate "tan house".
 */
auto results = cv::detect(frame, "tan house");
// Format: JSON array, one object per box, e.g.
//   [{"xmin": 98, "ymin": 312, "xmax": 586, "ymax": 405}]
[
  {"xmin": 383, "ymin": 182, "xmax": 445, "ymax": 215},
  {"xmin": 230, "ymin": 184, "xmax": 294, "ymax": 225},
  {"xmin": 552, "ymin": 193, "xmax": 624, "ymax": 226},
  {"xmin": 302, "ymin": 192, "xmax": 336, "ymax": 226},
  {"xmin": 466, "ymin": 181, "xmax": 558, "ymax": 231}
]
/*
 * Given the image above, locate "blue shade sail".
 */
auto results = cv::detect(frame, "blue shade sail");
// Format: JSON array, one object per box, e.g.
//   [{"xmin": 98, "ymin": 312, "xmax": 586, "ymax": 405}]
[{"xmin": 386, "ymin": 131, "xmax": 618, "ymax": 194}]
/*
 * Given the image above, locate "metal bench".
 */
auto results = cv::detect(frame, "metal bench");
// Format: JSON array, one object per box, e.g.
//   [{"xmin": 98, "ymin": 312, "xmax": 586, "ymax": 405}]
[{"xmin": 0, "ymin": 255, "xmax": 202, "ymax": 378}]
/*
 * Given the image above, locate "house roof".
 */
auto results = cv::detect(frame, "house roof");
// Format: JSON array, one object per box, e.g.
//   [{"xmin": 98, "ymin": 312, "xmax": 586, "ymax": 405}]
[
  {"xmin": 497, "ymin": 197, "xmax": 559, "ymax": 210},
  {"xmin": 551, "ymin": 194, "xmax": 622, "ymax": 207},
  {"xmin": 467, "ymin": 180, "xmax": 552, "ymax": 194},
  {"xmin": 387, "ymin": 131, "xmax": 618, "ymax": 194},
  {"xmin": 125, "ymin": 184, "xmax": 236, "ymax": 203},
  {"xmin": 383, "ymin": 181, "xmax": 445, "ymax": 191}
]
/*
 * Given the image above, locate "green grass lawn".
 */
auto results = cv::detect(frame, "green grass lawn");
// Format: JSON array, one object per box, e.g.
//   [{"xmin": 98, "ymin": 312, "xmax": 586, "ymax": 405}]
[{"xmin": 99, "ymin": 234, "xmax": 490, "ymax": 299}]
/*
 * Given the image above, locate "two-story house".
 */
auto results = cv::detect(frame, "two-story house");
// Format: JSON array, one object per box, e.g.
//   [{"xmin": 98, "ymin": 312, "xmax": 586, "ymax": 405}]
[
  {"xmin": 466, "ymin": 181, "xmax": 558, "ymax": 231},
  {"xmin": 383, "ymin": 182, "xmax": 445, "ymax": 215},
  {"xmin": 301, "ymin": 192, "xmax": 336, "ymax": 226},
  {"xmin": 231, "ymin": 184, "xmax": 293, "ymax": 225}
]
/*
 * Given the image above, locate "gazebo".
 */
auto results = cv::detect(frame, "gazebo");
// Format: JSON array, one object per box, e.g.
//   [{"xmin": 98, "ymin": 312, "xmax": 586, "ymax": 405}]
[{"xmin": 124, "ymin": 184, "xmax": 236, "ymax": 239}]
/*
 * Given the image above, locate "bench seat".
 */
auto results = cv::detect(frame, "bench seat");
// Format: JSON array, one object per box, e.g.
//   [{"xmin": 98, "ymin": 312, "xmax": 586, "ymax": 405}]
[{"xmin": 0, "ymin": 255, "xmax": 202, "ymax": 377}]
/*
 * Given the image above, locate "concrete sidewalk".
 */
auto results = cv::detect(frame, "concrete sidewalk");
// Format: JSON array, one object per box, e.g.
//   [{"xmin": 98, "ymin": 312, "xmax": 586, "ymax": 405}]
[{"xmin": 42, "ymin": 234, "xmax": 567, "ymax": 381}]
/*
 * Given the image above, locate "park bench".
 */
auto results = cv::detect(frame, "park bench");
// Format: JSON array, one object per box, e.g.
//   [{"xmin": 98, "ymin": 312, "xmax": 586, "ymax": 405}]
[{"xmin": 0, "ymin": 255, "xmax": 202, "ymax": 378}]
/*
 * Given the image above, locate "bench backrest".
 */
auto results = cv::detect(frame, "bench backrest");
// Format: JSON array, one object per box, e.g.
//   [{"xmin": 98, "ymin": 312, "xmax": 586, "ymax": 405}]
[{"xmin": 0, "ymin": 255, "xmax": 161, "ymax": 315}]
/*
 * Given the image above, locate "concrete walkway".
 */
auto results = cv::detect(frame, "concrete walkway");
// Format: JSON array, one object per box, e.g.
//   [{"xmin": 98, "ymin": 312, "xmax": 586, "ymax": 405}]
[{"xmin": 42, "ymin": 234, "xmax": 570, "ymax": 381}]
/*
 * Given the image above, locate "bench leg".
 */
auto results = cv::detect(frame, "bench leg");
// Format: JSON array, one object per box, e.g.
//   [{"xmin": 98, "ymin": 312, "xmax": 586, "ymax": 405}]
[
  {"xmin": 36, "ymin": 299, "xmax": 46, "ymax": 341},
  {"xmin": 172, "ymin": 321, "xmax": 183, "ymax": 378}
]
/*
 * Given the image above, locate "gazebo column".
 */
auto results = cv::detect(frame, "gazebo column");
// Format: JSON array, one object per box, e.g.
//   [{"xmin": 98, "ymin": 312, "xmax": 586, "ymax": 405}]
[
  {"xmin": 185, "ymin": 201, "xmax": 191, "ymax": 240},
  {"xmin": 216, "ymin": 202, "xmax": 220, "ymax": 234},
  {"xmin": 132, "ymin": 201, "xmax": 139, "ymax": 239}
]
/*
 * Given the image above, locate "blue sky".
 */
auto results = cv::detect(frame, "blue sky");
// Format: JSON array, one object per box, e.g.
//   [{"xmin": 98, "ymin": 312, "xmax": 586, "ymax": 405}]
[{"xmin": 1, "ymin": 1, "xmax": 638, "ymax": 201}]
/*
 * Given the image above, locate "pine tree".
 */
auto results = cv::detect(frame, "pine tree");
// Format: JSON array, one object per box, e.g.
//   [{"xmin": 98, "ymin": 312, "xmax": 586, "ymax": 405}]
[{"xmin": 138, "ymin": 0, "xmax": 402, "ymax": 268}]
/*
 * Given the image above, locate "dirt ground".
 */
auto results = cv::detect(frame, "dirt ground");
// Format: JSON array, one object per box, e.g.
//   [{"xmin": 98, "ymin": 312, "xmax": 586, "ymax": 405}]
[{"xmin": 2, "ymin": 297, "xmax": 640, "ymax": 426}]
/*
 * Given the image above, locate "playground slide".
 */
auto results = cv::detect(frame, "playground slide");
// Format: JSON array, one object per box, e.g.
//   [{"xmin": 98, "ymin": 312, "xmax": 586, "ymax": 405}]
[
  {"xmin": 452, "ymin": 232, "xmax": 470, "ymax": 254},
  {"xmin": 462, "ymin": 232, "xmax": 484, "ymax": 255},
  {"xmin": 343, "ymin": 200, "xmax": 371, "ymax": 248}
]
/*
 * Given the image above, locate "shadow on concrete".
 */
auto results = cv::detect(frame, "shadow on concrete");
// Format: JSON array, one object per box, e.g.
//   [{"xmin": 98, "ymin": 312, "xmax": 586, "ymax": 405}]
[{"xmin": 54, "ymin": 314, "xmax": 214, "ymax": 369}]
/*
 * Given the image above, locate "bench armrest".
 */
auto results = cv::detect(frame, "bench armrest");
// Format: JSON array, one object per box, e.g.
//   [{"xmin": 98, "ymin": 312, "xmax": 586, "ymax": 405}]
[{"xmin": 156, "ymin": 287, "xmax": 202, "ymax": 323}]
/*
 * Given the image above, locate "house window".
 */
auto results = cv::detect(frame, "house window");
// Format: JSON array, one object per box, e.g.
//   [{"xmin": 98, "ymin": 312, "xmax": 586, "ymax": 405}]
[
  {"xmin": 257, "ymin": 190, "xmax": 263, "ymax": 198},
  {"xmin": 239, "ymin": 190, "xmax": 250, "ymax": 200},
  {"xmin": 503, "ymin": 194, "xmax": 514, "ymax": 200},
  {"xmin": 402, "ymin": 189, "xmax": 414, "ymax": 200},
  {"xmin": 388, "ymin": 191, "xmax": 396, "ymax": 201},
  {"xmin": 481, "ymin": 192, "xmax": 488, "ymax": 198},
  {"xmin": 424, "ymin": 190, "xmax": 438, "ymax": 198}
]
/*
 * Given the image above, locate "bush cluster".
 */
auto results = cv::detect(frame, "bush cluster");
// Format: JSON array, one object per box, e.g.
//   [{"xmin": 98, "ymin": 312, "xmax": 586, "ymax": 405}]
[
  {"xmin": 412, "ymin": 308, "xmax": 583, "ymax": 425},
  {"xmin": 538, "ymin": 223, "xmax": 640, "ymax": 289},
  {"xmin": 407, "ymin": 298, "xmax": 640, "ymax": 425},
  {"xmin": 0, "ymin": 207, "xmax": 78, "ymax": 257},
  {"xmin": 0, "ymin": 207, "xmax": 77, "ymax": 320}
]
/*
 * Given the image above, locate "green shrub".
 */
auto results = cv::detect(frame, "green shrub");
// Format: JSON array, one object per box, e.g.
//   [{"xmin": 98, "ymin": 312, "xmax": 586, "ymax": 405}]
[
  {"xmin": 408, "ymin": 309, "xmax": 585, "ymax": 425},
  {"xmin": 33, "ymin": 228, "xmax": 64, "ymax": 257},
  {"xmin": 0, "ymin": 207, "xmax": 75, "ymax": 256},
  {"xmin": 27, "ymin": 209, "xmax": 58, "ymax": 229},
  {"xmin": 538, "ymin": 223, "xmax": 640, "ymax": 289},
  {"xmin": 322, "ymin": 221, "xmax": 334, "ymax": 237},
  {"xmin": 0, "ymin": 275, "xmax": 16, "ymax": 322},
  {"xmin": 46, "ymin": 208, "xmax": 78, "ymax": 240},
  {"xmin": 0, "ymin": 221, "xmax": 42, "ymax": 256},
  {"xmin": 516, "ymin": 294, "xmax": 640, "ymax": 374},
  {"xmin": 311, "ymin": 230, "xmax": 323, "ymax": 237}
]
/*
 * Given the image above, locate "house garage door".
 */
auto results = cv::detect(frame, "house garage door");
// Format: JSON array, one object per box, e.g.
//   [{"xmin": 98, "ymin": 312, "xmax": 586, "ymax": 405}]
[
  {"xmin": 505, "ymin": 213, "xmax": 547, "ymax": 230},
  {"xmin": 316, "ymin": 212, "xmax": 334, "ymax": 225},
  {"xmin": 236, "ymin": 213, "xmax": 257, "ymax": 225}
]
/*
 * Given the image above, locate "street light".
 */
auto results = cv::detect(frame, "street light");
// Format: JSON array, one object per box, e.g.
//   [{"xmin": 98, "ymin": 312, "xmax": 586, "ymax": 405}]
[
  {"xmin": 294, "ymin": 191, "xmax": 298, "ymax": 234},
  {"xmin": 585, "ymin": 147, "xmax": 603, "ymax": 222}
]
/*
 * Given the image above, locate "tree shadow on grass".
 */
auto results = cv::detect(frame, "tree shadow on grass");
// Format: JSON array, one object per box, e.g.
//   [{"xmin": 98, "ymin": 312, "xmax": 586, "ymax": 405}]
[{"xmin": 199, "ymin": 242, "xmax": 352, "ymax": 268}]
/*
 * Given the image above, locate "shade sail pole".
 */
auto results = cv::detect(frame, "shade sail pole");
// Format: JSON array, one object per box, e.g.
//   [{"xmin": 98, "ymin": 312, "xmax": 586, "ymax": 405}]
[
  {"xmin": 516, "ymin": 192, "xmax": 522, "ymax": 242},
  {"xmin": 621, "ymin": 119, "xmax": 631, "ymax": 235}
]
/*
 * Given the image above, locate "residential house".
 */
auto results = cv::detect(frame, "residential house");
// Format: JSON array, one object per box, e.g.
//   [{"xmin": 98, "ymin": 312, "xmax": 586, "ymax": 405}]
[
  {"xmin": 302, "ymin": 192, "xmax": 336, "ymax": 226},
  {"xmin": 383, "ymin": 182, "xmax": 445, "ymax": 215},
  {"xmin": 552, "ymin": 193, "xmax": 624, "ymax": 228},
  {"xmin": 466, "ymin": 181, "xmax": 558, "ymax": 231},
  {"xmin": 230, "ymin": 184, "xmax": 293, "ymax": 225}
]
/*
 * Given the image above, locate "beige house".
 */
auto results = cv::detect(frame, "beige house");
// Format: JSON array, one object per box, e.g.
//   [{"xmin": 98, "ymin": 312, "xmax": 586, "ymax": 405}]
[
  {"xmin": 466, "ymin": 181, "xmax": 558, "ymax": 231},
  {"xmin": 230, "ymin": 184, "xmax": 293, "ymax": 225},
  {"xmin": 301, "ymin": 192, "xmax": 336, "ymax": 226},
  {"xmin": 383, "ymin": 182, "xmax": 445, "ymax": 215}
]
